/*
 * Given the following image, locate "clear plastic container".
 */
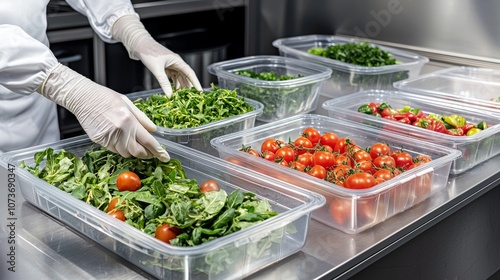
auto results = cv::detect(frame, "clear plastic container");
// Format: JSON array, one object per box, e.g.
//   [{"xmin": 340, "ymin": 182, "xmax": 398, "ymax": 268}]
[
  {"xmin": 272, "ymin": 34, "xmax": 428, "ymax": 98},
  {"xmin": 322, "ymin": 90, "xmax": 500, "ymax": 174},
  {"xmin": 393, "ymin": 66, "xmax": 500, "ymax": 110},
  {"xmin": 207, "ymin": 55, "xmax": 332, "ymax": 122},
  {"xmin": 0, "ymin": 135, "xmax": 325, "ymax": 280},
  {"xmin": 210, "ymin": 114, "xmax": 460, "ymax": 234},
  {"xmin": 126, "ymin": 89, "xmax": 263, "ymax": 156}
]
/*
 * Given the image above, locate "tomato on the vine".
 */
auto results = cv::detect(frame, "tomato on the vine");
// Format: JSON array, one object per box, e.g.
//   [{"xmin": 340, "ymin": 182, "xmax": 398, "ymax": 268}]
[
  {"xmin": 116, "ymin": 171, "xmax": 142, "ymax": 192},
  {"xmin": 373, "ymin": 155, "xmax": 396, "ymax": 169},
  {"xmin": 289, "ymin": 161, "xmax": 306, "ymax": 172},
  {"xmin": 330, "ymin": 165, "xmax": 352, "ymax": 182},
  {"xmin": 369, "ymin": 142, "xmax": 391, "ymax": 160},
  {"xmin": 391, "ymin": 151, "xmax": 414, "ymax": 170},
  {"xmin": 261, "ymin": 138, "xmax": 282, "ymax": 154},
  {"xmin": 373, "ymin": 169, "xmax": 394, "ymax": 182},
  {"xmin": 262, "ymin": 150, "xmax": 276, "ymax": 162},
  {"xmin": 353, "ymin": 150, "xmax": 372, "ymax": 163},
  {"xmin": 275, "ymin": 146, "xmax": 296, "ymax": 163},
  {"xmin": 344, "ymin": 172, "xmax": 377, "ymax": 189},
  {"xmin": 334, "ymin": 154, "xmax": 353, "ymax": 167},
  {"xmin": 355, "ymin": 160, "xmax": 373, "ymax": 174},
  {"xmin": 415, "ymin": 154, "xmax": 432, "ymax": 163},
  {"xmin": 320, "ymin": 132, "xmax": 339, "ymax": 150},
  {"xmin": 307, "ymin": 165, "xmax": 327, "ymax": 179},
  {"xmin": 302, "ymin": 127, "xmax": 321, "ymax": 145},
  {"xmin": 155, "ymin": 223, "xmax": 181, "ymax": 244},
  {"xmin": 334, "ymin": 137, "xmax": 356, "ymax": 154},
  {"xmin": 296, "ymin": 152, "xmax": 313, "ymax": 167},
  {"xmin": 293, "ymin": 136, "xmax": 314, "ymax": 154},
  {"xmin": 313, "ymin": 151, "xmax": 336, "ymax": 169}
]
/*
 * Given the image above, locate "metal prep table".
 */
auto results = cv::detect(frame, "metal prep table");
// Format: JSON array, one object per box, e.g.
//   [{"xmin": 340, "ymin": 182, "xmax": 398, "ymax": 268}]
[{"xmin": 0, "ymin": 150, "xmax": 499, "ymax": 280}]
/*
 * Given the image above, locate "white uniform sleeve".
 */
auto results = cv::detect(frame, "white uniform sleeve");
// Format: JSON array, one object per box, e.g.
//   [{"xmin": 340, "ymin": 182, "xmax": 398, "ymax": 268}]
[
  {"xmin": 0, "ymin": 25, "xmax": 58, "ymax": 95},
  {"xmin": 64, "ymin": 0, "xmax": 137, "ymax": 43}
]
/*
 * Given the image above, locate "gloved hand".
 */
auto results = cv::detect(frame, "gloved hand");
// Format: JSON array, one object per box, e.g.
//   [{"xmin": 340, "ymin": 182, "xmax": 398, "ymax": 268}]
[
  {"xmin": 37, "ymin": 63, "xmax": 170, "ymax": 162},
  {"xmin": 112, "ymin": 14, "xmax": 203, "ymax": 97}
]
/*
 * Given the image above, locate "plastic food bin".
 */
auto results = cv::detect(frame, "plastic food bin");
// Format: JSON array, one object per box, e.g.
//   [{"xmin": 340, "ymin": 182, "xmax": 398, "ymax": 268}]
[
  {"xmin": 393, "ymin": 66, "xmax": 500, "ymax": 111},
  {"xmin": 0, "ymin": 135, "xmax": 325, "ymax": 280},
  {"xmin": 322, "ymin": 90, "xmax": 500, "ymax": 174},
  {"xmin": 210, "ymin": 114, "xmax": 460, "ymax": 234},
  {"xmin": 126, "ymin": 89, "xmax": 263, "ymax": 156},
  {"xmin": 207, "ymin": 55, "xmax": 332, "ymax": 122},
  {"xmin": 272, "ymin": 34, "xmax": 428, "ymax": 98}
]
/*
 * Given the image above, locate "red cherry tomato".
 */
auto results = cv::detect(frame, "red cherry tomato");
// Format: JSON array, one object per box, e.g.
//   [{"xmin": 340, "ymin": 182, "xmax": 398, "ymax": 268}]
[
  {"xmin": 275, "ymin": 146, "xmax": 296, "ymax": 163},
  {"xmin": 320, "ymin": 132, "xmax": 339, "ymax": 150},
  {"xmin": 155, "ymin": 223, "xmax": 181, "ymax": 244},
  {"xmin": 109, "ymin": 209, "xmax": 126, "ymax": 221},
  {"xmin": 296, "ymin": 152, "xmax": 314, "ymax": 167},
  {"xmin": 369, "ymin": 142, "xmax": 391, "ymax": 160},
  {"xmin": 199, "ymin": 179, "xmax": 220, "ymax": 193},
  {"xmin": 373, "ymin": 155, "xmax": 396, "ymax": 169},
  {"xmin": 293, "ymin": 136, "xmax": 314, "ymax": 154},
  {"xmin": 391, "ymin": 151, "xmax": 414, "ymax": 170},
  {"xmin": 302, "ymin": 127, "xmax": 321, "ymax": 145},
  {"xmin": 313, "ymin": 151, "xmax": 336, "ymax": 169},
  {"xmin": 307, "ymin": 165, "xmax": 327, "ymax": 179},
  {"xmin": 116, "ymin": 171, "xmax": 141, "ymax": 192},
  {"xmin": 344, "ymin": 172, "xmax": 377, "ymax": 189},
  {"xmin": 261, "ymin": 138, "xmax": 282, "ymax": 154},
  {"xmin": 106, "ymin": 197, "xmax": 125, "ymax": 212}
]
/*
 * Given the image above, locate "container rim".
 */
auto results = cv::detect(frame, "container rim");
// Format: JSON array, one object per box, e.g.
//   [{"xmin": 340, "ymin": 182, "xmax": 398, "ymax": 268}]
[
  {"xmin": 207, "ymin": 55, "xmax": 333, "ymax": 87},
  {"xmin": 272, "ymin": 34, "xmax": 429, "ymax": 74}
]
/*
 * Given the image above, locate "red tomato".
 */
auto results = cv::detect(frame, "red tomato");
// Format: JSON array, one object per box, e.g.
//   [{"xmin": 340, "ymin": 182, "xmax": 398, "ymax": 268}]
[
  {"xmin": 275, "ymin": 146, "xmax": 296, "ymax": 163},
  {"xmin": 106, "ymin": 197, "xmax": 125, "ymax": 212},
  {"xmin": 293, "ymin": 136, "xmax": 314, "ymax": 154},
  {"xmin": 333, "ymin": 137, "xmax": 356, "ymax": 154},
  {"xmin": 353, "ymin": 150, "xmax": 372, "ymax": 163},
  {"xmin": 261, "ymin": 138, "xmax": 282, "ymax": 154},
  {"xmin": 344, "ymin": 173, "xmax": 378, "ymax": 189},
  {"xmin": 320, "ymin": 132, "xmax": 339, "ymax": 149},
  {"xmin": 313, "ymin": 151, "xmax": 336, "ymax": 169},
  {"xmin": 200, "ymin": 179, "xmax": 220, "ymax": 193},
  {"xmin": 307, "ymin": 165, "xmax": 327, "ymax": 179},
  {"xmin": 262, "ymin": 151, "xmax": 276, "ymax": 162},
  {"xmin": 302, "ymin": 127, "xmax": 321, "ymax": 145},
  {"xmin": 356, "ymin": 160, "xmax": 374, "ymax": 174},
  {"xmin": 415, "ymin": 154, "xmax": 432, "ymax": 163},
  {"xmin": 334, "ymin": 154, "xmax": 353, "ymax": 168},
  {"xmin": 369, "ymin": 142, "xmax": 391, "ymax": 160},
  {"xmin": 373, "ymin": 155, "xmax": 396, "ymax": 169},
  {"xmin": 289, "ymin": 161, "xmax": 306, "ymax": 172},
  {"xmin": 109, "ymin": 209, "xmax": 126, "ymax": 221},
  {"xmin": 155, "ymin": 223, "xmax": 181, "ymax": 244},
  {"xmin": 391, "ymin": 151, "xmax": 414, "ymax": 170},
  {"xmin": 330, "ymin": 165, "xmax": 352, "ymax": 182},
  {"xmin": 319, "ymin": 145, "xmax": 333, "ymax": 153},
  {"xmin": 116, "ymin": 171, "xmax": 142, "ymax": 192},
  {"xmin": 296, "ymin": 152, "xmax": 314, "ymax": 167},
  {"xmin": 373, "ymin": 169, "xmax": 394, "ymax": 182}
]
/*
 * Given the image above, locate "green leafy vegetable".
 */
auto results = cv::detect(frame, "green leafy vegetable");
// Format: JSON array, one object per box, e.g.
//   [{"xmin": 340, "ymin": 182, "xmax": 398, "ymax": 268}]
[
  {"xmin": 21, "ymin": 146, "xmax": 278, "ymax": 247},
  {"xmin": 132, "ymin": 85, "xmax": 254, "ymax": 129}
]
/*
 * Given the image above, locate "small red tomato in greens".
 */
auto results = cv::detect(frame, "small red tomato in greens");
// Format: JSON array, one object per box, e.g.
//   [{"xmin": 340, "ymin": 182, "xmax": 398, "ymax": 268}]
[
  {"xmin": 116, "ymin": 171, "xmax": 142, "ymax": 192},
  {"xmin": 155, "ymin": 223, "xmax": 181, "ymax": 244},
  {"xmin": 199, "ymin": 179, "xmax": 220, "ymax": 193}
]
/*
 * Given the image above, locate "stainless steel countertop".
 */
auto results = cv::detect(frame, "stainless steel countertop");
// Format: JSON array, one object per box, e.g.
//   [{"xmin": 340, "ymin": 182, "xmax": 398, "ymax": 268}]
[{"xmin": 0, "ymin": 148, "xmax": 499, "ymax": 280}]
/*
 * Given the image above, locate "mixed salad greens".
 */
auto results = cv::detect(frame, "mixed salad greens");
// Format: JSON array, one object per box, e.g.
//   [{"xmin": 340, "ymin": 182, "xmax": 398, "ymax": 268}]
[
  {"xmin": 20, "ymin": 146, "xmax": 278, "ymax": 247},
  {"xmin": 132, "ymin": 85, "xmax": 254, "ymax": 129}
]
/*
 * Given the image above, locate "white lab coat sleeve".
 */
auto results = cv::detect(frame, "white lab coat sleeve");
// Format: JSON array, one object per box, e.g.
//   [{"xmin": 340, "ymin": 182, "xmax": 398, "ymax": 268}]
[
  {"xmin": 64, "ymin": 0, "xmax": 138, "ymax": 43},
  {"xmin": 0, "ymin": 25, "xmax": 58, "ymax": 95}
]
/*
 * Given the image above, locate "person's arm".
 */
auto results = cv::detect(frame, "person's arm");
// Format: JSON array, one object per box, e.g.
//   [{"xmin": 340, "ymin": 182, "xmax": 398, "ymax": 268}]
[
  {"xmin": 0, "ymin": 24, "xmax": 170, "ymax": 162},
  {"xmin": 65, "ymin": 0, "xmax": 202, "ymax": 97}
]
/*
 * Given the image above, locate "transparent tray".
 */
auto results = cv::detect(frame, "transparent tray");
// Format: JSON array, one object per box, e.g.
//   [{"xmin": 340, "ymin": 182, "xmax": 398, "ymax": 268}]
[
  {"xmin": 211, "ymin": 114, "xmax": 460, "ymax": 234},
  {"xmin": 272, "ymin": 34, "xmax": 428, "ymax": 98},
  {"xmin": 322, "ymin": 90, "xmax": 500, "ymax": 174},
  {"xmin": 126, "ymin": 89, "xmax": 263, "ymax": 156},
  {"xmin": 207, "ymin": 55, "xmax": 332, "ymax": 122},
  {"xmin": 0, "ymin": 136, "xmax": 325, "ymax": 279}
]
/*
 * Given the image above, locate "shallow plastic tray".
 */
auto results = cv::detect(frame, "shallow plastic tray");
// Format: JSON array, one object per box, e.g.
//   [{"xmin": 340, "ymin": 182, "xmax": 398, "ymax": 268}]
[
  {"xmin": 211, "ymin": 114, "xmax": 460, "ymax": 234},
  {"xmin": 272, "ymin": 34, "xmax": 428, "ymax": 98},
  {"xmin": 207, "ymin": 55, "xmax": 332, "ymax": 122},
  {"xmin": 126, "ymin": 89, "xmax": 263, "ymax": 156},
  {"xmin": 322, "ymin": 90, "xmax": 500, "ymax": 174},
  {"xmin": 0, "ymin": 136, "xmax": 324, "ymax": 280},
  {"xmin": 393, "ymin": 66, "xmax": 500, "ymax": 110}
]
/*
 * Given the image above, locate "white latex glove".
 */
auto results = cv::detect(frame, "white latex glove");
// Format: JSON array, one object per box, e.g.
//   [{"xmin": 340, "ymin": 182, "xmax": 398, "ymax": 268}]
[
  {"xmin": 112, "ymin": 14, "xmax": 203, "ymax": 97},
  {"xmin": 37, "ymin": 63, "xmax": 170, "ymax": 162}
]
